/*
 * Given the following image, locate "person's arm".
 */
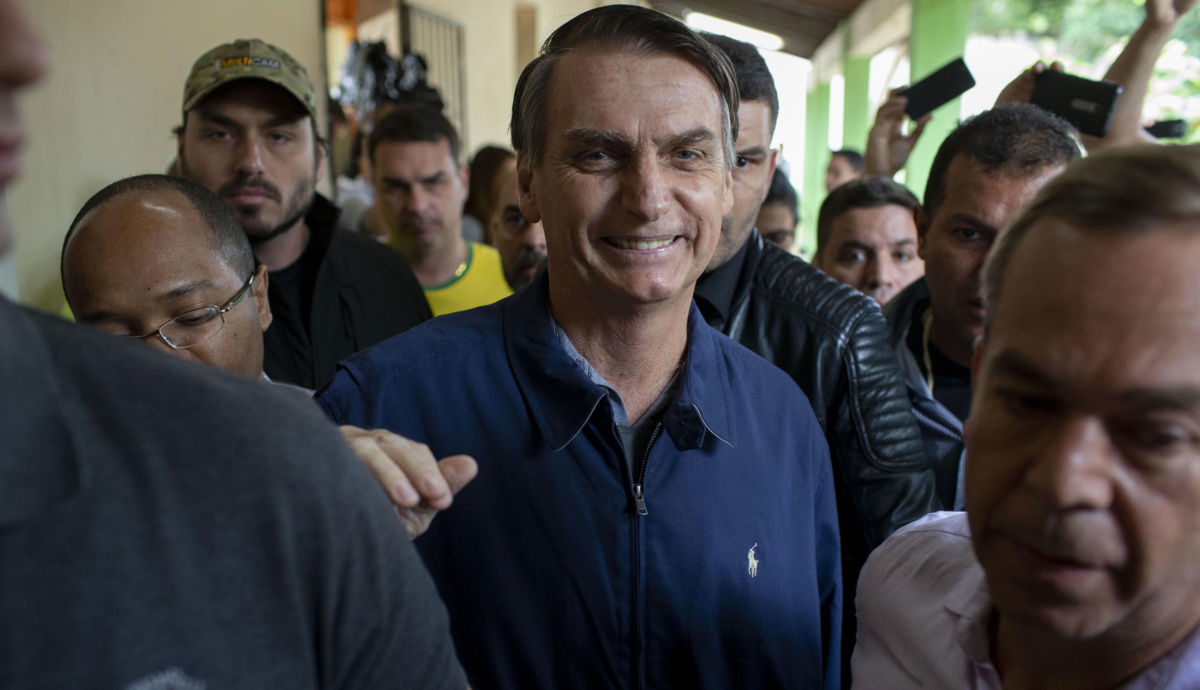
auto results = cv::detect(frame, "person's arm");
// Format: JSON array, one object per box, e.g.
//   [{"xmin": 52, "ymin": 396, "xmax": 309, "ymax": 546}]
[
  {"xmin": 1082, "ymin": 0, "xmax": 1197, "ymax": 150},
  {"xmin": 864, "ymin": 89, "xmax": 930, "ymax": 178},
  {"xmin": 340, "ymin": 424, "xmax": 477, "ymax": 539}
]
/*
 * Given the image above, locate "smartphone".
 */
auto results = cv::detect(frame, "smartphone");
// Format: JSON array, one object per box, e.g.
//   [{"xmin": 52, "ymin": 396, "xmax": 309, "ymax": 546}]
[
  {"xmin": 901, "ymin": 58, "xmax": 976, "ymax": 120},
  {"xmin": 1145, "ymin": 119, "xmax": 1186, "ymax": 140},
  {"xmin": 1030, "ymin": 70, "xmax": 1122, "ymax": 138}
]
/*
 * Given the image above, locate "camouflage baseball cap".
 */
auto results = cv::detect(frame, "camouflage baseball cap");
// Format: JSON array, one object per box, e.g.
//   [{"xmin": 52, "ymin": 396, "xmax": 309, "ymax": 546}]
[{"xmin": 182, "ymin": 38, "xmax": 317, "ymax": 122}]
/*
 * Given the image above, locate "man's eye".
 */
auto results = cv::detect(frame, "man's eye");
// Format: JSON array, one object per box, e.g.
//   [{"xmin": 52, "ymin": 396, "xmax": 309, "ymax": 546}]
[
  {"xmin": 839, "ymin": 249, "xmax": 868, "ymax": 264},
  {"xmin": 205, "ymin": 129, "xmax": 231, "ymax": 141},
  {"xmin": 174, "ymin": 310, "xmax": 219, "ymax": 328},
  {"xmin": 734, "ymin": 155, "xmax": 749, "ymax": 169},
  {"xmin": 956, "ymin": 227, "xmax": 982, "ymax": 241},
  {"xmin": 268, "ymin": 132, "xmax": 293, "ymax": 144},
  {"xmin": 894, "ymin": 250, "xmax": 914, "ymax": 262},
  {"xmin": 1115, "ymin": 419, "xmax": 1193, "ymax": 455}
]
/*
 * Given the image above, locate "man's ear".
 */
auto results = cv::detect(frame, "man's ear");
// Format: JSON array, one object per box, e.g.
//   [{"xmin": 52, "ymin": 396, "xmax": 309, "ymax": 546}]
[
  {"xmin": 759, "ymin": 148, "xmax": 780, "ymax": 205},
  {"xmin": 252, "ymin": 263, "xmax": 272, "ymax": 333},
  {"xmin": 517, "ymin": 156, "xmax": 542, "ymax": 224},
  {"xmin": 914, "ymin": 203, "xmax": 929, "ymax": 259},
  {"xmin": 458, "ymin": 163, "xmax": 470, "ymax": 204},
  {"xmin": 313, "ymin": 134, "xmax": 327, "ymax": 181}
]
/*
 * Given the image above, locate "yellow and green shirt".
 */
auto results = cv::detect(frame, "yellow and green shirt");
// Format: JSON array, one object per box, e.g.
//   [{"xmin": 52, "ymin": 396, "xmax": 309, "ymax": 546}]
[{"xmin": 424, "ymin": 242, "xmax": 513, "ymax": 316}]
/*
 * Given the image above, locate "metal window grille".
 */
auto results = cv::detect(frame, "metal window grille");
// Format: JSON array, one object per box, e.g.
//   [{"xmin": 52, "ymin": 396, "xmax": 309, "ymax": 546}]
[{"xmin": 400, "ymin": 3, "xmax": 467, "ymax": 145}]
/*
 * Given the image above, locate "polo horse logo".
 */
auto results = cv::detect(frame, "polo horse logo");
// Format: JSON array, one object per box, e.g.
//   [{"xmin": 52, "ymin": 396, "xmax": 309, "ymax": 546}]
[{"xmin": 748, "ymin": 543, "xmax": 759, "ymax": 578}]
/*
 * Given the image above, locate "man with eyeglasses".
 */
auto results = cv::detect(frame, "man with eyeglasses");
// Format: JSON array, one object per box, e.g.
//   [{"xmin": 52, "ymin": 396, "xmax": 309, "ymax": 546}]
[
  {"xmin": 487, "ymin": 152, "xmax": 546, "ymax": 290},
  {"xmin": 61, "ymin": 173, "xmax": 480, "ymax": 536},
  {"xmin": 62, "ymin": 174, "xmax": 276, "ymax": 382}
]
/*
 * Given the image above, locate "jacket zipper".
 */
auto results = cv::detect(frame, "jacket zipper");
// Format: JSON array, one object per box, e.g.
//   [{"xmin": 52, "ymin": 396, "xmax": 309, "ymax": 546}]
[
  {"xmin": 632, "ymin": 421, "xmax": 660, "ymax": 516},
  {"xmin": 630, "ymin": 419, "xmax": 661, "ymax": 690}
]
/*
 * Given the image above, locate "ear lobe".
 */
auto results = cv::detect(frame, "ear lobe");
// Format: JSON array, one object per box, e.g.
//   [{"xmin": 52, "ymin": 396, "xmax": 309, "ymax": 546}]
[
  {"xmin": 517, "ymin": 158, "xmax": 542, "ymax": 224},
  {"xmin": 252, "ymin": 264, "xmax": 272, "ymax": 333}
]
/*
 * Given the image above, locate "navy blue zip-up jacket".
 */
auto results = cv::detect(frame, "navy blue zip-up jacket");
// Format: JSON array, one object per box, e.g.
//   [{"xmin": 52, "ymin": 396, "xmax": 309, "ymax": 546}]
[{"xmin": 318, "ymin": 272, "xmax": 842, "ymax": 689}]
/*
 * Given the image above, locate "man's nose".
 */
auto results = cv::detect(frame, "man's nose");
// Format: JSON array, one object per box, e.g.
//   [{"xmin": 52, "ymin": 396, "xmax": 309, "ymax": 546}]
[
  {"xmin": 621, "ymin": 154, "xmax": 669, "ymax": 222},
  {"xmin": 522, "ymin": 220, "xmax": 546, "ymax": 251},
  {"xmin": 236, "ymin": 133, "xmax": 265, "ymax": 175},
  {"xmin": 865, "ymin": 256, "xmax": 897, "ymax": 290},
  {"xmin": 0, "ymin": 0, "xmax": 50, "ymax": 90},
  {"xmin": 1024, "ymin": 415, "xmax": 1113, "ymax": 510}
]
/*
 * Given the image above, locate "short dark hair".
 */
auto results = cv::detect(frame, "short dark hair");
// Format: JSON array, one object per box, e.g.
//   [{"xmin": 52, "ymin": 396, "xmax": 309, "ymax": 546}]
[
  {"xmin": 464, "ymin": 145, "xmax": 515, "ymax": 223},
  {"xmin": 62, "ymin": 174, "xmax": 254, "ymax": 296},
  {"xmin": 763, "ymin": 167, "xmax": 799, "ymax": 222},
  {"xmin": 923, "ymin": 104, "xmax": 1080, "ymax": 219},
  {"xmin": 369, "ymin": 105, "xmax": 461, "ymax": 166},
  {"xmin": 816, "ymin": 176, "xmax": 919, "ymax": 259},
  {"xmin": 983, "ymin": 143, "xmax": 1200, "ymax": 330},
  {"xmin": 831, "ymin": 149, "xmax": 864, "ymax": 171},
  {"xmin": 511, "ymin": 5, "xmax": 739, "ymax": 172},
  {"xmin": 702, "ymin": 33, "xmax": 779, "ymax": 134}
]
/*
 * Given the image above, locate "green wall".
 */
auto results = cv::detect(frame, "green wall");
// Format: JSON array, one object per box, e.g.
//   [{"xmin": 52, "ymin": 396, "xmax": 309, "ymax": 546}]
[{"xmin": 801, "ymin": 82, "xmax": 831, "ymax": 258}]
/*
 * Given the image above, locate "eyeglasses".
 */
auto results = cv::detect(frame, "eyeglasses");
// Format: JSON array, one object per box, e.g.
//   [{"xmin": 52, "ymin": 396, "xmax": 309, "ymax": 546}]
[{"xmin": 130, "ymin": 273, "xmax": 255, "ymax": 351}]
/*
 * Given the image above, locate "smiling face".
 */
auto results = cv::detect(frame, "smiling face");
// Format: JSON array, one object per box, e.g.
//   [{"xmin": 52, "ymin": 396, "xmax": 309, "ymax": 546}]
[
  {"xmin": 63, "ymin": 190, "xmax": 272, "ymax": 379},
  {"xmin": 372, "ymin": 137, "xmax": 468, "ymax": 257},
  {"xmin": 919, "ymin": 155, "xmax": 1062, "ymax": 366},
  {"xmin": 519, "ymin": 47, "xmax": 733, "ymax": 314},
  {"xmin": 817, "ymin": 203, "xmax": 923, "ymax": 305},
  {"xmin": 710, "ymin": 98, "xmax": 776, "ymax": 270},
  {"xmin": 967, "ymin": 219, "xmax": 1200, "ymax": 648},
  {"xmin": 177, "ymin": 80, "xmax": 322, "ymax": 243}
]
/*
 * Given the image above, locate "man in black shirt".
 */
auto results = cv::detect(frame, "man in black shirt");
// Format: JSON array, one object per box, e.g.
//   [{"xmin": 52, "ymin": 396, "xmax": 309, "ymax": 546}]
[
  {"xmin": 176, "ymin": 39, "xmax": 430, "ymax": 389},
  {"xmin": 884, "ymin": 105, "xmax": 1080, "ymax": 509}
]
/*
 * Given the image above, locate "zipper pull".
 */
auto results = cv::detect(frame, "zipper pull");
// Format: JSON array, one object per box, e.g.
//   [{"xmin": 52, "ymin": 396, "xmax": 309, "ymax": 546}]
[{"xmin": 633, "ymin": 484, "xmax": 648, "ymax": 516}]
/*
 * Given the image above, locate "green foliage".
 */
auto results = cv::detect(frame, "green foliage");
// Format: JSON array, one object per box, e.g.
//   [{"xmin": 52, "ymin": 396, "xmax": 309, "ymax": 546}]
[
  {"xmin": 973, "ymin": 0, "xmax": 1200, "ymax": 142},
  {"xmin": 976, "ymin": 0, "xmax": 1199, "ymax": 59}
]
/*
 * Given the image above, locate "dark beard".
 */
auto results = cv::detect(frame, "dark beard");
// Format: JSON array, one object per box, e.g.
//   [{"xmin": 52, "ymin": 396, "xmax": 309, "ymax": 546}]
[
  {"xmin": 245, "ymin": 196, "xmax": 312, "ymax": 244},
  {"xmin": 178, "ymin": 150, "xmax": 315, "ymax": 244}
]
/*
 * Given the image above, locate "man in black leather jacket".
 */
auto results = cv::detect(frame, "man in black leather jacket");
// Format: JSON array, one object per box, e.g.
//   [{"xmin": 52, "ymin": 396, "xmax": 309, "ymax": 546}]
[{"xmin": 696, "ymin": 36, "xmax": 938, "ymax": 640}]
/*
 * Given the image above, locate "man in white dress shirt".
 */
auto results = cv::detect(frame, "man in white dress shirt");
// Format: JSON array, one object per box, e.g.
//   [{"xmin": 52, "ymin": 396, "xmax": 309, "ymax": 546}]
[{"xmin": 853, "ymin": 143, "xmax": 1200, "ymax": 689}]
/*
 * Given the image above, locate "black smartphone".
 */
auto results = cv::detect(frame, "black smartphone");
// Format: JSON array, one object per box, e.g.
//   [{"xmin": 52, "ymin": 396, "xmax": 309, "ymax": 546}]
[
  {"xmin": 901, "ymin": 58, "xmax": 976, "ymax": 120},
  {"xmin": 1030, "ymin": 70, "xmax": 1122, "ymax": 138},
  {"xmin": 1145, "ymin": 119, "xmax": 1186, "ymax": 139}
]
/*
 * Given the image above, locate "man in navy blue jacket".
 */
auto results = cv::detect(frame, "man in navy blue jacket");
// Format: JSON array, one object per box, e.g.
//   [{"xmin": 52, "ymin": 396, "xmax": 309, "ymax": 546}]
[{"xmin": 318, "ymin": 6, "xmax": 841, "ymax": 688}]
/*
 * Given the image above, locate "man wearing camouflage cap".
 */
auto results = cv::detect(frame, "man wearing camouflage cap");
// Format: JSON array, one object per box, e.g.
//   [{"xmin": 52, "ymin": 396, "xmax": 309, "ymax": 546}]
[{"xmin": 177, "ymin": 39, "xmax": 431, "ymax": 390}]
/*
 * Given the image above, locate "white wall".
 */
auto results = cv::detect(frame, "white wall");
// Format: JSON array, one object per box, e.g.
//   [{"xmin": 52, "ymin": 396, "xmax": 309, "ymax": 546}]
[{"xmin": 10, "ymin": 0, "xmax": 325, "ymax": 313}]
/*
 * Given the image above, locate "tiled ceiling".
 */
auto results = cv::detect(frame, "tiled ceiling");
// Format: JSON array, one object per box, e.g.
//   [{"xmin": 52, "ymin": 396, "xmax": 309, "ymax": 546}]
[{"xmin": 651, "ymin": 0, "xmax": 864, "ymax": 59}]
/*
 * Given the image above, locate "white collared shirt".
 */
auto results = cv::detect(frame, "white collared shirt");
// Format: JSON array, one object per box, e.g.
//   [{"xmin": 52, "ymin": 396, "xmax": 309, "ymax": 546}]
[{"xmin": 852, "ymin": 511, "xmax": 1200, "ymax": 689}]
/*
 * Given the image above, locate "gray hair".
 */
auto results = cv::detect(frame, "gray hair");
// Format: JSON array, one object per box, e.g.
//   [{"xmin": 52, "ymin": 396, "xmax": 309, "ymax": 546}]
[
  {"xmin": 982, "ymin": 144, "xmax": 1200, "ymax": 328},
  {"xmin": 510, "ymin": 5, "xmax": 739, "ymax": 173}
]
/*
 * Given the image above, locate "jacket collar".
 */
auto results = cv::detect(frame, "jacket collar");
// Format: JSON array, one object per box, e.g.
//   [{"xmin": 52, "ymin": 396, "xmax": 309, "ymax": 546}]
[{"xmin": 504, "ymin": 272, "xmax": 736, "ymax": 452}]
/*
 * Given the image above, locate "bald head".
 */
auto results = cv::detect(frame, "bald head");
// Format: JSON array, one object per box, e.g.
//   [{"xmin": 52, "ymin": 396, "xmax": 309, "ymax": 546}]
[{"xmin": 62, "ymin": 176, "xmax": 271, "ymax": 379}]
